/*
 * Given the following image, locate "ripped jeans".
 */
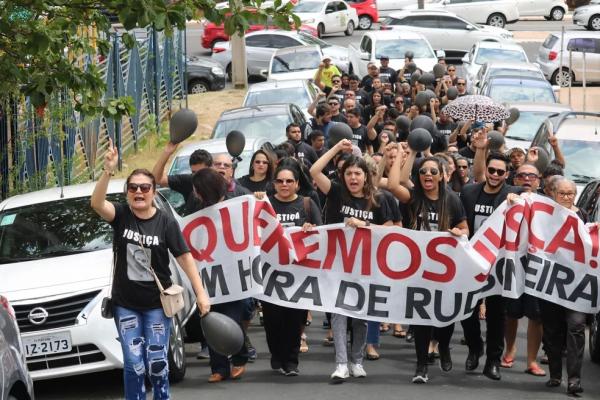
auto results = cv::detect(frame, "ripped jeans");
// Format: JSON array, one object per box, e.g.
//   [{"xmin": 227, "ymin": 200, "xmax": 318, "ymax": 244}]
[{"xmin": 114, "ymin": 306, "xmax": 171, "ymax": 400}]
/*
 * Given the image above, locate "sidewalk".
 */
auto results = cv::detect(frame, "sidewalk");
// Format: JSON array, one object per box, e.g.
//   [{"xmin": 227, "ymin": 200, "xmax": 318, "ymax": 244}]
[{"xmin": 558, "ymin": 86, "xmax": 600, "ymax": 111}]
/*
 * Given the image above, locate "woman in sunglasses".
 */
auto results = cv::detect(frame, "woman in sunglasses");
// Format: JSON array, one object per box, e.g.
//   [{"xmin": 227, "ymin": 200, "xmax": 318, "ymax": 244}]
[
  {"xmin": 238, "ymin": 149, "xmax": 275, "ymax": 193},
  {"xmin": 310, "ymin": 139, "xmax": 394, "ymax": 383},
  {"xmin": 387, "ymin": 145, "xmax": 468, "ymax": 384},
  {"xmin": 259, "ymin": 164, "xmax": 322, "ymax": 376},
  {"xmin": 91, "ymin": 140, "xmax": 210, "ymax": 399}
]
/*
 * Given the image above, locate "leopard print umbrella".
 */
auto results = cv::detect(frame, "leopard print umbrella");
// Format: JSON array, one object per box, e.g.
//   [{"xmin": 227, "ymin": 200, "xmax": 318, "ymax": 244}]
[{"xmin": 444, "ymin": 95, "xmax": 510, "ymax": 123}]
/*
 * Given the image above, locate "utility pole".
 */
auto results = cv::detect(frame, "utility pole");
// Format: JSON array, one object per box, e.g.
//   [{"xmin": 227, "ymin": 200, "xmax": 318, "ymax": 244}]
[
  {"xmin": 418, "ymin": 0, "xmax": 424, "ymax": 9},
  {"xmin": 230, "ymin": 0, "xmax": 248, "ymax": 89}
]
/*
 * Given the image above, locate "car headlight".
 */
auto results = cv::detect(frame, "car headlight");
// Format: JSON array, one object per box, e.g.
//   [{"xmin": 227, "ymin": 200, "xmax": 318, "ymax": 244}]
[
  {"xmin": 211, "ymin": 66, "xmax": 225, "ymax": 76},
  {"xmin": 303, "ymin": 18, "xmax": 315, "ymax": 23}
]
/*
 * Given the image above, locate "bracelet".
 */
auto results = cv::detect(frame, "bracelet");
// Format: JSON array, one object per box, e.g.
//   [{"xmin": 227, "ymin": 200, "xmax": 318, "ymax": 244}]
[{"xmin": 103, "ymin": 169, "xmax": 115, "ymax": 176}]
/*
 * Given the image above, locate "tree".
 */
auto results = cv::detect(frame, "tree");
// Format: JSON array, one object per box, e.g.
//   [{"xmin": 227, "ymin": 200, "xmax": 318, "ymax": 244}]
[{"xmin": 0, "ymin": 0, "xmax": 299, "ymax": 118}]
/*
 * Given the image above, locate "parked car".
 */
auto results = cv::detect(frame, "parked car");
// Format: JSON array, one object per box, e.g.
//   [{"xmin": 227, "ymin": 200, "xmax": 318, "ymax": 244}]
[
  {"xmin": 211, "ymin": 103, "xmax": 309, "ymax": 143},
  {"xmin": 479, "ymin": 76, "xmax": 558, "ymax": 103},
  {"xmin": 0, "ymin": 183, "xmax": 199, "ymax": 381},
  {"xmin": 211, "ymin": 30, "xmax": 349, "ymax": 81},
  {"xmin": 376, "ymin": 0, "xmax": 417, "ymax": 17},
  {"xmin": 348, "ymin": 30, "xmax": 440, "ymax": 78},
  {"xmin": 573, "ymin": 0, "xmax": 600, "ymax": 30},
  {"xmin": 473, "ymin": 61, "xmax": 545, "ymax": 91},
  {"xmin": 293, "ymin": 0, "xmax": 359, "ymax": 37},
  {"xmin": 267, "ymin": 45, "xmax": 324, "ymax": 81},
  {"xmin": 379, "ymin": 10, "xmax": 513, "ymax": 60},
  {"xmin": 185, "ymin": 57, "xmax": 226, "ymax": 94},
  {"xmin": 243, "ymin": 79, "xmax": 320, "ymax": 119},
  {"xmin": 535, "ymin": 31, "xmax": 600, "ymax": 86},
  {"xmin": 529, "ymin": 111, "xmax": 600, "ymax": 200},
  {"xmin": 515, "ymin": 0, "xmax": 567, "ymax": 20},
  {"xmin": 462, "ymin": 41, "xmax": 529, "ymax": 83},
  {"xmin": 0, "ymin": 295, "xmax": 34, "ymax": 400},
  {"xmin": 345, "ymin": 0, "xmax": 379, "ymax": 29},
  {"xmin": 162, "ymin": 137, "xmax": 272, "ymax": 215},
  {"xmin": 503, "ymin": 102, "xmax": 572, "ymax": 150},
  {"xmin": 403, "ymin": 0, "xmax": 520, "ymax": 28}
]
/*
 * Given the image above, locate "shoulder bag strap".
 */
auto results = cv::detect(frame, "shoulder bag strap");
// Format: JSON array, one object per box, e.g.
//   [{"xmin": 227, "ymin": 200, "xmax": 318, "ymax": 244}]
[
  {"xmin": 302, "ymin": 196, "xmax": 311, "ymax": 225},
  {"xmin": 130, "ymin": 208, "xmax": 166, "ymax": 293}
]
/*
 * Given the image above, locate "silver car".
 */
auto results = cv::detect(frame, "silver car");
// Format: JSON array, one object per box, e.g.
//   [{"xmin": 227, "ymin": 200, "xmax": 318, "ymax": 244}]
[
  {"xmin": 0, "ymin": 295, "xmax": 34, "ymax": 400},
  {"xmin": 535, "ymin": 31, "xmax": 600, "ymax": 86},
  {"xmin": 243, "ymin": 79, "xmax": 320, "ymax": 119},
  {"xmin": 473, "ymin": 61, "xmax": 545, "ymax": 92},
  {"xmin": 211, "ymin": 30, "xmax": 349, "ymax": 80},
  {"xmin": 573, "ymin": 0, "xmax": 600, "ymax": 30}
]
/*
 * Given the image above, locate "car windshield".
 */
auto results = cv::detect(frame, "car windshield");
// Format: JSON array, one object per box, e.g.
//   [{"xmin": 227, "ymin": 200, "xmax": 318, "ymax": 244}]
[
  {"xmin": 213, "ymin": 114, "xmax": 290, "ymax": 142},
  {"xmin": 489, "ymin": 69, "xmax": 542, "ymax": 80},
  {"xmin": 297, "ymin": 32, "xmax": 329, "ymax": 48},
  {"xmin": 245, "ymin": 87, "xmax": 311, "ymax": 108},
  {"xmin": 559, "ymin": 139, "xmax": 600, "ymax": 185},
  {"xmin": 475, "ymin": 48, "xmax": 527, "ymax": 65},
  {"xmin": 169, "ymin": 150, "xmax": 255, "ymax": 179},
  {"xmin": 271, "ymin": 50, "xmax": 321, "ymax": 73},
  {"xmin": 374, "ymin": 39, "xmax": 434, "ymax": 59},
  {"xmin": 0, "ymin": 194, "xmax": 123, "ymax": 264},
  {"xmin": 293, "ymin": 1, "xmax": 324, "ymax": 12},
  {"xmin": 505, "ymin": 111, "xmax": 555, "ymax": 142},
  {"xmin": 489, "ymin": 83, "xmax": 555, "ymax": 103}
]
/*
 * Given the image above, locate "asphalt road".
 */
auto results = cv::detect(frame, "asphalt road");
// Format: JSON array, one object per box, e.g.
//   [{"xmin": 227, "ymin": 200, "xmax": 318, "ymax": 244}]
[{"xmin": 35, "ymin": 311, "xmax": 600, "ymax": 400}]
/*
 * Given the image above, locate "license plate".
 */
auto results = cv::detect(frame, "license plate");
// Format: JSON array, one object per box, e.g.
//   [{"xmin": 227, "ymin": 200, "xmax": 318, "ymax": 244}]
[{"xmin": 23, "ymin": 331, "xmax": 72, "ymax": 357}]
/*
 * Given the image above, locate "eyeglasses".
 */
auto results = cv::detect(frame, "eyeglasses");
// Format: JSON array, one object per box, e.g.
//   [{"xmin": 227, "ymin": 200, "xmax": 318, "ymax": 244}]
[
  {"xmin": 274, "ymin": 178, "xmax": 296, "ymax": 185},
  {"xmin": 254, "ymin": 160, "xmax": 269, "ymax": 165},
  {"xmin": 395, "ymin": 100, "xmax": 404, "ymax": 104},
  {"xmin": 329, "ymin": 102, "xmax": 339, "ymax": 106},
  {"xmin": 419, "ymin": 167, "xmax": 439, "ymax": 176},
  {"xmin": 456, "ymin": 82, "xmax": 466, "ymax": 86},
  {"xmin": 515, "ymin": 172, "xmax": 539, "ymax": 180},
  {"xmin": 457, "ymin": 165, "xmax": 469, "ymax": 170},
  {"xmin": 556, "ymin": 191, "xmax": 576, "ymax": 198},
  {"xmin": 214, "ymin": 162, "xmax": 232, "ymax": 169},
  {"xmin": 448, "ymin": 68, "xmax": 456, "ymax": 72},
  {"xmin": 127, "ymin": 183, "xmax": 153, "ymax": 193},
  {"xmin": 487, "ymin": 167, "xmax": 506, "ymax": 176}
]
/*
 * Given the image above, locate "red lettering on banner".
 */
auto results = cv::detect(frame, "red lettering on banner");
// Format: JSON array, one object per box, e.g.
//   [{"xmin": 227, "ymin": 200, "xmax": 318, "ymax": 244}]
[
  {"xmin": 219, "ymin": 201, "xmax": 249, "ymax": 252},
  {"xmin": 376, "ymin": 233, "xmax": 420, "ymax": 280},
  {"xmin": 423, "ymin": 237, "xmax": 458, "ymax": 283},
  {"xmin": 290, "ymin": 230, "xmax": 320, "ymax": 269},
  {"xmin": 504, "ymin": 203, "xmax": 525, "ymax": 251},
  {"xmin": 261, "ymin": 223, "xmax": 292, "ymax": 265},
  {"xmin": 545, "ymin": 215, "xmax": 585, "ymax": 263},
  {"xmin": 471, "ymin": 226, "xmax": 505, "ymax": 281},
  {"xmin": 323, "ymin": 228, "xmax": 372, "ymax": 275},
  {"xmin": 528, "ymin": 201, "xmax": 555, "ymax": 249},
  {"xmin": 484, "ymin": 227, "xmax": 504, "ymax": 249},
  {"xmin": 253, "ymin": 201, "xmax": 277, "ymax": 246},
  {"xmin": 182, "ymin": 217, "xmax": 217, "ymax": 262},
  {"xmin": 590, "ymin": 225, "xmax": 599, "ymax": 268}
]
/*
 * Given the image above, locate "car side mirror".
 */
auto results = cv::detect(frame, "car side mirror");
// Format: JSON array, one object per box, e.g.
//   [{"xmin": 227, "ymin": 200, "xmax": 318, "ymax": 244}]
[
  {"xmin": 461, "ymin": 54, "xmax": 470, "ymax": 63},
  {"xmin": 435, "ymin": 50, "xmax": 446, "ymax": 58},
  {"xmin": 466, "ymin": 24, "xmax": 474, "ymax": 30},
  {"xmin": 326, "ymin": 7, "xmax": 335, "ymax": 13},
  {"xmin": 360, "ymin": 52, "xmax": 370, "ymax": 61},
  {"xmin": 260, "ymin": 69, "xmax": 268, "ymax": 77}
]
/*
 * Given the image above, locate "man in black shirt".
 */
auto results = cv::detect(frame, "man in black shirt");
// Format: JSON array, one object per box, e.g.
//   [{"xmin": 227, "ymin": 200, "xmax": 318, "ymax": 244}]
[
  {"xmin": 378, "ymin": 56, "xmax": 398, "ymax": 91},
  {"xmin": 436, "ymin": 110, "xmax": 457, "ymax": 145},
  {"xmin": 285, "ymin": 123, "xmax": 318, "ymax": 166},
  {"xmin": 212, "ymin": 153, "xmax": 252, "ymax": 199},
  {"xmin": 346, "ymin": 108, "xmax": 376, "ymax": 154},
  {"xmin": 460, "ymin": 152, "xmax": 522, "ymax": 381},
  {"xmin": 327, "ymin": 97, "xmax": 348, "ymax": 123}
]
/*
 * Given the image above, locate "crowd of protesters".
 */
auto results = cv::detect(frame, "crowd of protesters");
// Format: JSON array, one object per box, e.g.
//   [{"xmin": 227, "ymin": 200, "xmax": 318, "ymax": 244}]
[{"xmin": 92, "ymin": 52, "xmax": 591, "ymax": 399}]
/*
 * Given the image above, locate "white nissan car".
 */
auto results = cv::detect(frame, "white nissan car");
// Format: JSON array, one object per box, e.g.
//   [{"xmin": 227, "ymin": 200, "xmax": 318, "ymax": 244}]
[{"xmin": 0, "ymin": 181, "xmax": 199, "ymax": 381}]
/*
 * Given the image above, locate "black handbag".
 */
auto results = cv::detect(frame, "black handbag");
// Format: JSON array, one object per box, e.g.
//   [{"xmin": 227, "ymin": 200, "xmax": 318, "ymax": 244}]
[{"xmin": 101, "ymin": 252, "xmax": 117, "ymax": 319}]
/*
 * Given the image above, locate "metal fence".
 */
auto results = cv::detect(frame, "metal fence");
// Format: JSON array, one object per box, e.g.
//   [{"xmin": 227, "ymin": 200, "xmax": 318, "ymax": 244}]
[{"xmin": 0, "ymin": 26, "xmax": 186, "ymax": 200}]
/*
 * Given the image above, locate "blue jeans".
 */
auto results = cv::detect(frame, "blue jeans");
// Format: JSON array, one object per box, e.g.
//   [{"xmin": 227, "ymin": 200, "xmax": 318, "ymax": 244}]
[
  {"xmin": 114, "ymin": 306, "xmax": 171, "ymax": 400},
  {"xmin": 367, "ymin": 321, "xmax": 381, "ymax": 345}
]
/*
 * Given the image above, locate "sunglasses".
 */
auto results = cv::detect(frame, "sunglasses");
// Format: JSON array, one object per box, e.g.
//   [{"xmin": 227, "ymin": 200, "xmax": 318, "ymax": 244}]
[
  {"xmin": 419, "ymin": 167, "xmax": 439, "ymax": 176},
  {"xmin": 457, "ymin": 165, "xmax": 469, "ymax": 169},
  {"xmin": 457, "ymin": 82, "xmax": 466, "ymax": 86},
  {"xmin": 274, "ymin": 178, "xmax": 296, "ymax": 185},
  {"xmin": 332, "ymin": 80, "xmax": 341, "ymax": 84},
  {"xmin": 127, "ymin": 183, "xmax": 153, "ymax": 193},
  {"xmin": 214, "ymin": 162, "xmax": 232, "ymax": 168},
  {"xmin": 448, "ymin": 69, "xmax": 456, "ymax": 72},
  {"xmin": 254, "ymin": 160, "xmax": 269, "ymax": 165},
  {"xmin": 515, "ymin": 172, "xmax": 539, "ymax": 180},
  {"xmin": 329, "ymin": 102, "xmax": 339, "ymax": 106},
  {"xmin": 395, "ymin": 100, "xmax": 404, "ymax": 104},
  {"xmin": 487, "ymin": 167, "xmax": 506, "ymax": 176}
]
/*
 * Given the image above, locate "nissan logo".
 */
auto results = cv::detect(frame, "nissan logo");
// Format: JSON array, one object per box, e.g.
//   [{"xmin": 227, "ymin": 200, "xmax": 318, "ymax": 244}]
[{"xmin": 28, "ymin": 307, "xmax": 49, "ymax": 325}]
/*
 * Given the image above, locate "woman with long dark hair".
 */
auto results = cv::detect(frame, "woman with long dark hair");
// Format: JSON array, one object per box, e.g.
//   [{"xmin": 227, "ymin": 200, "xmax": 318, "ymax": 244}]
[
  {"xmin": 310, "ymin": 139, "xmax": 393, "ymax": 383},
  {"xmin": 238, "ymin": 149, "xmax": 275, "ymax": 193},
  {"xmin": 259, "ymin": 164, "xmax": 322, "ymax": 376},
  {"xmin": 388, "ymin": 147, "xmax": 468, "ymax": 384},
  {"xmin": 91, "ymin": 141, "xmax": 210, "ymax": 399},
  {"xmin": 362, "ymin": 90, "xmax": 384, "ymax": 123}
]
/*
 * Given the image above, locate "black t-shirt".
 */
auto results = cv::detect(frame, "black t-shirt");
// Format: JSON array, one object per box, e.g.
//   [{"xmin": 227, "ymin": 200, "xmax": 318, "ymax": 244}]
[
  {"xmin": 225, "ymin": 180, "xmax": 251, "ymax": 200},
  {"xmin": 436, "ymin": 121, "xmax": 457, "ymax": 143},
  {"xmin": 238, "ymin": 175, "xmax": 268, "ymax": 192},
  {"xmin": 379, "ymin": 67, "xmax": 397, "ymax": 87},
  {"xmin": 110, "ymin": 204, "xmax": 189, "ymax": 310},
  {"xmin": 289, "ymin": 140, "xmax": 318, "ymax": 166},
  {"xmin": 168, "ymin": 174, "xmax": 202, "ymax": 215},
  {"xmin": 380, "ymin": 189, "xmax": 403, "ymax": 224},
  {"xmin": 325, "ymin": 181, "xmax": 393, "ymax": 225},
  {"xmin": 350, "ymin": 125, "xmax": 370, "ymax": 153},
  {"xmin": 404, "ymin": 190, "xmax": 466, "ymax": 231},
  {"xmin": 473, "ymin": 189, "xmax": 496, "ymax": 232},
  {"xmin": 269, "ymin": 195, "xmax": 323, "ymax": 228},
  {"xmin": 459, "ymin": 146, "xmax": 476, "ymax": 164},
  {"xmin": 331, "ymin": 113, "xmax": 348, "ymax": 124},
  {"xmin": 331, "ymin": 89, "xmax": 346, "ymax": 103}
]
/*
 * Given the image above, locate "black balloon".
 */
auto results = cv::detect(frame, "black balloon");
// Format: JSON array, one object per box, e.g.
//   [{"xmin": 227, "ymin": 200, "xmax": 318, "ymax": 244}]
[
  {"xmin": 201, "ymin": 312, "xmax": 244, "ymax": 356},
  {"xmin": 415, "ymin": 91, "xmax": 429, "ymax": 107},
  {"xmin": 406, "ymin": 62, "xmax": 418, "ymax": 74},
  {"xmin": 169, "ymin": 109, "xmax": 198, "ymax": 144},
  {"xmin": 226, "ymin": 130, "xmax": 245, "ymax": 158},
  {"xmin": 446, "ymin": 87, "xmax": 459, "ymax": 100},
  {"xmin": 395, "ymin": 116, "xmax": 411, "ymax": 141},
  {"xmin": 506, "ymin": 107, "xmax": 520, "ymax": 125},
  {"xmin": 433, "ymin": 63, "xmax": 446, "ymax": 79},
  {"xmin": 408, "ymin": 128, "xmax": 432, "ymax": 152},
  {"xmin": 409, "ymin": 71, "xmax": 421, "ymax": 87},
  {"xmin": 405, "ymin": 51, "xmax": 415, "ymax": 60},
  {"xmin": 328, "ymin": 122, "xmax": 353, "ymax": 148},
  {"xmin": 533, "ymin": 146, "xmax": 550, "ymax": 174},
  {"xmin": 487, "ymin": 131, "xmax": 505, "ymax": 151},
  {"xmin": 410, "ymin": 115, "xmax": 435, "ymax": 134},
  {"xmin": 418, "ymin": 72, "xmax": 436, "ymax": 86}
]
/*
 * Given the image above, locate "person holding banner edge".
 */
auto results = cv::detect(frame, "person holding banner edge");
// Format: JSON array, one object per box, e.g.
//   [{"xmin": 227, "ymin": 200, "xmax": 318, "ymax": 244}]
[
  {"xmin": 91, "ymin": 139, "xmax": 211, "ymax": 399},
  {"xmin": 387, "ymin": 143, "xmax": 468, "ymax": 384},
  {"xmin": 310, "ymin": 138, "xmax": 394, "ymax": 383}
]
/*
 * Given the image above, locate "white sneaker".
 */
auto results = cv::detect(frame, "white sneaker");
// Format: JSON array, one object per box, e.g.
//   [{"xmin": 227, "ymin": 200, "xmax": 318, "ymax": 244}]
[
  {"xmin": 349, "ymin": 363, "xmax": 367, "ymax": 378},
  {"xmin": 330, "ymin": 363, "xmax": 349, "ymax": 382}
]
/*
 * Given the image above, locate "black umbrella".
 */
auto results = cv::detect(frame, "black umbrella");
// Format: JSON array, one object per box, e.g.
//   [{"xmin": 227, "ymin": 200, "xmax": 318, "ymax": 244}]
[{"xmin": 443, "ymin": 95, "xmax": 510, "ymax": 123}]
